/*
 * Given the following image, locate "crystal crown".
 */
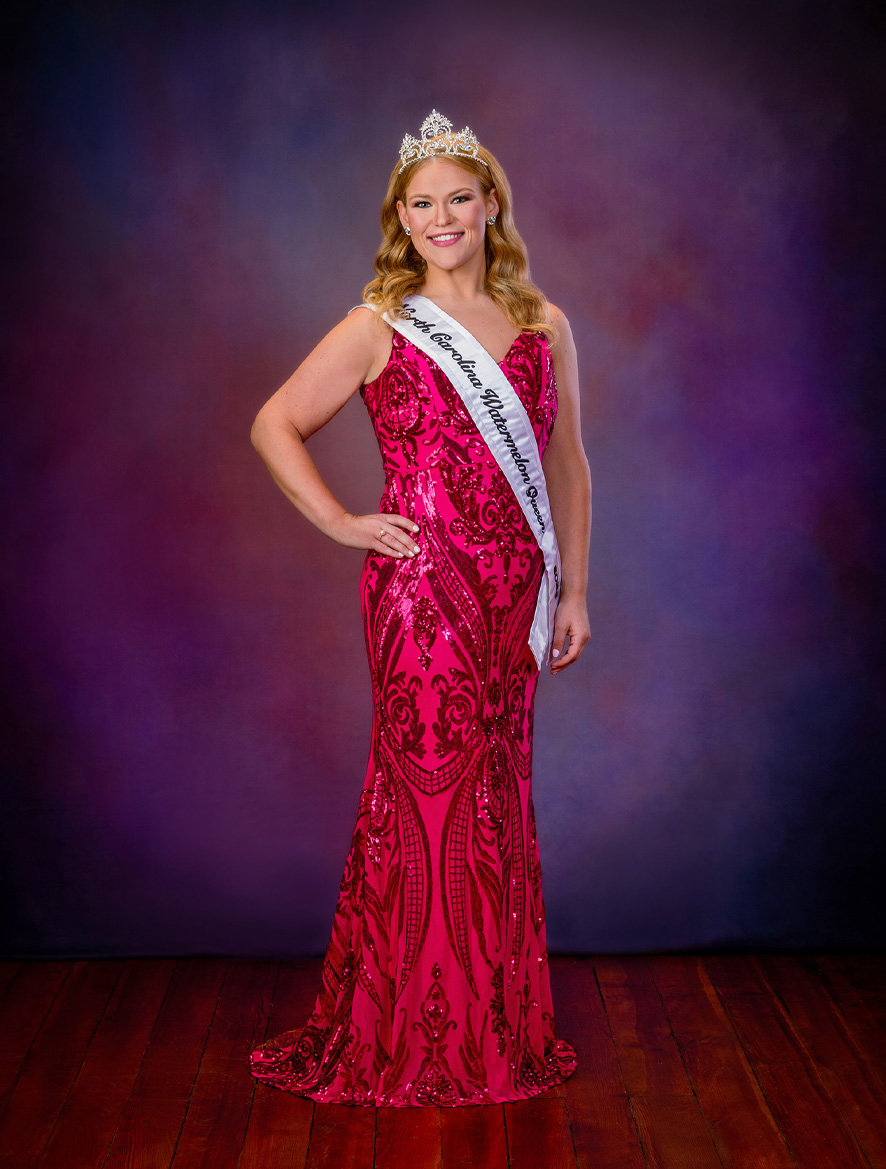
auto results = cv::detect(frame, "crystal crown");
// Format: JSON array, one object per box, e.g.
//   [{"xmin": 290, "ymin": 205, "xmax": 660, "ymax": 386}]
[{"xmin": 398, "ymin": 110, "xmax": 488, "ymax": 174}]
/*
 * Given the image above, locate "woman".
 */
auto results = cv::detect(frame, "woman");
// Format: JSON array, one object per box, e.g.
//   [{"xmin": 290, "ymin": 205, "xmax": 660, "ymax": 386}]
[{"xmin": 248, "ymin": 111, "xmax": 591, "ymax": 1107}]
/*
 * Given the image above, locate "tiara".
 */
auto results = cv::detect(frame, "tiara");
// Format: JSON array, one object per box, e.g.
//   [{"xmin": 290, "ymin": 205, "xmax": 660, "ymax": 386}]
[{"xmin": 398, "ymin": 109, "xmax": 488, "ymax": 174}]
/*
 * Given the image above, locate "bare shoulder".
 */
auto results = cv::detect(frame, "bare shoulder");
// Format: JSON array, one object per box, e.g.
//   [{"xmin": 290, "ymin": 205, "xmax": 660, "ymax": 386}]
[
  {"xmin": 546, "ymin": 302, "xmax": 576, "ymax": 356},
  {"xmin": 343, "ymin": 303, "xmax": 395, "ymax": 384},
  {"xmin": 302, "ymin": 302, "xmax": 393, "ymax": 386},
  {"xmin": 330, "ymin": 302, "xmax": 389, "ymax": 350}
]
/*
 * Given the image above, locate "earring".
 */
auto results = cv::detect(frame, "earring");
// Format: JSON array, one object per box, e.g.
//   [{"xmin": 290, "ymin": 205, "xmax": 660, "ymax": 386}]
[
  {"xmin": 404, "ymin": 225, "xmax": 411, "ymax": 236},
  {"xmin": 487, "ymin": 216, "xmax": 496, "ymax": 225}
]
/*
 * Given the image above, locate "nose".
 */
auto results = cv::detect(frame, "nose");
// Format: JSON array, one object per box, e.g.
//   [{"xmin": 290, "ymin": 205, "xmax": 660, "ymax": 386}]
[{"xmin": 433, "ymin": 202, "xmax": 452, "ymax": 226}]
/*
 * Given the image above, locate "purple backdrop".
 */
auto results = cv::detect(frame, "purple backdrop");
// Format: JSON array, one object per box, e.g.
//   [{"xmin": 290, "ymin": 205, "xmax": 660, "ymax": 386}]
[{"xmin": 2, "ymin": 1, "xmax": 884, "ymax": 956}]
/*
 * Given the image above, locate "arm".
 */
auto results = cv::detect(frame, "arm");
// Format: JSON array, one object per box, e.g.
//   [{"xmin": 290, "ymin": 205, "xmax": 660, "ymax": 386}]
[
  {"xmin": 250, "ymin": 307, "xmax": 421, "ymax": 560},
  {"xmin": 543, "ymin": 305, "xmax": 592, "ymax": 674}
]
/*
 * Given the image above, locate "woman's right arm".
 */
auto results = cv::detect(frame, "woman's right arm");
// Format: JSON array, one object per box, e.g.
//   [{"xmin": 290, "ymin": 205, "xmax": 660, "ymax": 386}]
[{"xmin": 250, "ymin": 307, "xmax": 420, "ymax": 560}]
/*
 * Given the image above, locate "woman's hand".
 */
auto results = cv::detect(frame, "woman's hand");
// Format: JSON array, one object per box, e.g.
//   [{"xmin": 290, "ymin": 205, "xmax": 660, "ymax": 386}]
[
  {"xmin": 550, "ymin": 594, "xmax": 591, "ymax": 674},
  {"xmin": 331, "ymin": 512, "xmax": 422, "ymax": 559}
]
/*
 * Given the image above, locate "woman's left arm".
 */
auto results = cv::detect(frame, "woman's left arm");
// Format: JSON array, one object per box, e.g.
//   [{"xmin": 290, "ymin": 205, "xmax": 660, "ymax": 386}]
[{"xmin": 543, "ymin": 305, "xmax": 592, "ymax": 674}]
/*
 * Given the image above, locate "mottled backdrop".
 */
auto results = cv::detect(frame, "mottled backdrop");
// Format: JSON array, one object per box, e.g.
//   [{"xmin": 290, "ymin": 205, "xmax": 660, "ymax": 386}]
[{"xmin": 2, "ymin": 0, "xmax": 884, "ymax": 956}]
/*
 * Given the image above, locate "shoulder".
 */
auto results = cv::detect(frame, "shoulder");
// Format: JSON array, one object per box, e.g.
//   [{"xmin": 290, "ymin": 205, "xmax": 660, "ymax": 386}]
[
  {"xmin": 543, "ymin": 303, "xmax": 576, "ymax": 366},
  {"xmin": 338, "ymin": 303, "xmax": 397, "ymax": 386},
  {"xmin": 546, "ymin": 302, "xmax": 574, "ymax": 346},
  {"xmin": 341, "ymin": 302, "xmax": 391, "ymax": 340},
  {"xmin": 542, "ymin": 303, "xmax": 580, "ymax": 402},
  {"xmin": 323, "ymin": 302, "xmax": 392, "ymax": 358}
]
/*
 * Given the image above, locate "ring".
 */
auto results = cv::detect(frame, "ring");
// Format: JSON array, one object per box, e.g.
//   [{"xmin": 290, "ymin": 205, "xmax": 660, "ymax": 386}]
[{"xmin": 379, "ymin": 528, "xmax": 386, "ymax": 539}]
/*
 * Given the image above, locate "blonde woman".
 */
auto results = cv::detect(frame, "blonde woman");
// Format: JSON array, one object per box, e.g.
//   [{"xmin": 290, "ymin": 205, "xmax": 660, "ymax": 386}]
[{"xmin": 249, "ymin": 111, "xmax": 591, "ymax": 1106}]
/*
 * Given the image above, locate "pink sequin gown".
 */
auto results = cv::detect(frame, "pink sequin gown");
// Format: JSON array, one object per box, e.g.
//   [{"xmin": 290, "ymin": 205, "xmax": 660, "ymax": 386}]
[{"xmin": 249, "ymin": 325, "xmax": 577, "ymax": 1106}]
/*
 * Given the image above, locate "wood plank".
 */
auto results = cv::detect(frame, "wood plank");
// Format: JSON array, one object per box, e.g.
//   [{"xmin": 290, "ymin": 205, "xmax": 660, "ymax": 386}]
[
  {"xmin": 566, "ymin": 1094, "xmax": 644, "ymax": 1169},
  {"xmin": 818, "ymin": 955, "xmax": 886, "ymax": 1043},
  {"xmin": 650, "ymin": 955, "xmax": 793, "ymax": 1169},
  {"xmin": 441, "ymin": 1105, "xmax": 507, "ymax": 1169},
  {"xmin": 704, "ymin": 955, "xmax": 869, "ymax": 1169},
  {"xmin": 595, "ymin": 958, "xmax": 693, "ymax": 1096},
  {"xmin": 820, "ymin": 953, "xmax": 886, "ymax": 998},
  {"xmin": 0, "ymin": 959, "xmax": 123, "ymax": 1164},
  {"xmin": 238, "ymin": 960, "xmax": 318, "ymax": 1169},
  {"xmin": 505, "ymin": 1095, "xmax": 576, "ymax": 1169},
  {"xmin": 102, "ymin": 958, "xmax": 228, "ymax": 1169},
  {"xmin": 35, "ymin": 959, "xmax": 175, "ymax": 1169},
  {"xmin": 0, "ymin": 965, "xmax": 20, "ymax": 999},
  {"xmin": 631, "ymin": 1095, "xmax": 722, "ymax": 1169},
  {"xmin": 551, "ymin": 958, "xmax": 626, "ymax": 1095},
  {"xmin": 164, "ymin": 960, "xmax": 275, "ymax": 1168},
  {"xmin": 0, "ymin": 961, "xmax": 71, "ymax": 1098},
  {"xmin": 758, "ymin": 954, "xmax": 886, "ymax": 1165},
  {"xmin": 376, "ymin": 1107, "xmax": 440, "ymax": 1168},
  {"xmin": 815, "ymin": 954, "xmax": 886, "ymax": 1071},
  {"xmin": 304, "ymin": 1103, "xmax": 375, "ymax": 1169},
  {"xmin": 552, "ymin": 958, "xmax": 645, "ymax": 1169}
]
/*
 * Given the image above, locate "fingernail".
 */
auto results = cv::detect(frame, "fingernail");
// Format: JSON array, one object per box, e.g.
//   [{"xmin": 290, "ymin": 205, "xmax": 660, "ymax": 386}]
[
  {"xmin": 412, "ymin": 525, "xmax": 419, "ymax": 532},
  {"xmin": 413, "ymin": 546, "xmax": 420, "ymax": 553},
  {"xmin": 406, "ymin": 550, "xmax": 414, "ymax": 557},
  {"xmin": 552, "ymin": 649, "xmax": 560, "ymax": 659}
]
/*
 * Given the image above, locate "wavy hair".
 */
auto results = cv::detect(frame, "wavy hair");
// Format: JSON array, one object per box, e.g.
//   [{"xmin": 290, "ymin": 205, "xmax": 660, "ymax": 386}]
[{"xmin": 362, "ymin": 145, "xmax": 554, "ymax": 338}]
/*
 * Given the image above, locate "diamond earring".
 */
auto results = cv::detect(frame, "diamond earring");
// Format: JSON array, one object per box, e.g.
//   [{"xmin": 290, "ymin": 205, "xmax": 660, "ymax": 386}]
[
  {"xmin": 487, "ymin": 216, "xmax": 496, "ymax": 225},
  {"xmin": 404, "ymin": 225, "xmax": 411, "ymax": 236}
]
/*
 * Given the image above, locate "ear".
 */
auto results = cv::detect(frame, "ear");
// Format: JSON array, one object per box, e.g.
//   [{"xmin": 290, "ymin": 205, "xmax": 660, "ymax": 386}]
[
  {"xmin": 486, "ymin": 187, "xmax": 500, "ymax": 219},
  {"xmin": 396, "ymin": 198, "xmax": 408, "ymax": 230}
]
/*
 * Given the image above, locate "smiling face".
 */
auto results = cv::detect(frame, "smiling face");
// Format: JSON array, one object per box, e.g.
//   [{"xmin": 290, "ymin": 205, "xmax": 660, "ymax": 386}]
[{"xmin": 397, "ymin": 157, "xmax": 499, "ymax": 277}]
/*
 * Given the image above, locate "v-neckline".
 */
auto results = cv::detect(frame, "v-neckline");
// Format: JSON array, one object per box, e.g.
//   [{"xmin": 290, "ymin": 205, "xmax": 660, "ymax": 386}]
[
  {"xmin": 497, "ymin": 332, "xmax": 526, "ymax": 367},
  {"xmin": 414, "ymin": 294, "xmax": 524, "ymax": 367}
]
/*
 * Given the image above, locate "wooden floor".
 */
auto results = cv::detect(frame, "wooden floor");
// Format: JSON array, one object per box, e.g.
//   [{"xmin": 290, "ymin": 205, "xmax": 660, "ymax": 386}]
[{"xmin": 0, "ymin": 954, "xmax": 884, "ymax": 1168}]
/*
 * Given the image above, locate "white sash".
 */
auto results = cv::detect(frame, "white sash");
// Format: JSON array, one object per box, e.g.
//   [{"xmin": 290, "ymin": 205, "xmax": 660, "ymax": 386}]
[{"xmin": 367, "ymin": 294, "xmax": 560, "ymax": 669}]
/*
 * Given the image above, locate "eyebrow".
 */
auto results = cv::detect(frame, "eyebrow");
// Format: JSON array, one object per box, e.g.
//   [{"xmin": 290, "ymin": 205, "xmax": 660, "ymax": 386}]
[{"xmin": 408, "ymin": 188, "xmax": 474, "ymax": 199}]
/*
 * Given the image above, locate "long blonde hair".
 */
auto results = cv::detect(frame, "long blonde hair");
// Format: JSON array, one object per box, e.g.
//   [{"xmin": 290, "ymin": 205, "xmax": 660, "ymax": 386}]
[{"xmin": 362, "ymin": 145, "xmax": 554, "ymax": 338}]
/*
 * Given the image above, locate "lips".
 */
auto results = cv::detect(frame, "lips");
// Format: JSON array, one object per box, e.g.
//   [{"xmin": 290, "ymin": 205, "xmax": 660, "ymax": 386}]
[{"xmin": 428, "ymin": 232, "xmax": 464, "ymax": 247}]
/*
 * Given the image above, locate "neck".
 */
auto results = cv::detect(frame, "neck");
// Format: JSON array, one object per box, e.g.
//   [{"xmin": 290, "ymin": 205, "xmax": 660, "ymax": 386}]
[{"xmin": 418, "ymin": 257, "xmax": 488, "ymax": 305}]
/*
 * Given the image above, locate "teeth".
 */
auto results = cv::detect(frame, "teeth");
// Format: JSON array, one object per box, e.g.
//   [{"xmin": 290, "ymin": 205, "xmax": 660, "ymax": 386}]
[{"xmin": 432, "ymin": 233, "xmax": 461, "ymax": 241}]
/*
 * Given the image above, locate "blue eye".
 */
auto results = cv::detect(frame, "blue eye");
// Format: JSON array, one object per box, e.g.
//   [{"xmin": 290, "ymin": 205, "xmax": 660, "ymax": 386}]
[{"xmin": 409, "ymin": 194, "xmax": 472, "ymax": 208}]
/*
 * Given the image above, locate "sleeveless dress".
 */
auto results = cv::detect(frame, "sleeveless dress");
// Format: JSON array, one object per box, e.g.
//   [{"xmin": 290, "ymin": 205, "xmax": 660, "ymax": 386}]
[{"xmin": 248, "ymin": 324, "xmax": 577, "ymax": 1106}]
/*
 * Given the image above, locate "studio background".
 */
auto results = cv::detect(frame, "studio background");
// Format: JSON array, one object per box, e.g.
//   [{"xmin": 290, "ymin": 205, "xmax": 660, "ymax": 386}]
[{"xmin": 2, "ymin": 0, "xmax": 884, "ymax": 958}]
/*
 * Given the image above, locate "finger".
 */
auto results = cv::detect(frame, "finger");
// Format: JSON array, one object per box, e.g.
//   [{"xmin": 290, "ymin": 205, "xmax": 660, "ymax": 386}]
[
  {"xmin": 552, "ymin": 632, "xmax": 589, "ymax": 671},
  {"xmin": 382, "ymin": 513, "xmax": 421, "ymax": 536},
  {"xmin": 379, "ymin": 531, "xmax": 419, "ymax": 557},
  {"xmin": 379, "ymin": 515, "xmax": 421, "ymax": 556},
  {"xmin": 382, "ymin": 514, "xmax": 421, "ymax": 548},
  {"xmin": 549, "ymin": 614, "xmax": 571, "ymax": 664},
  {"xmin": 375, "ymin": 525, "xmax": 418, "ymax": 559},
  {"xmin": 374, "ymin": 532, "xmax": 405, "ymax": 558},
  {"xmin": 551, "ymin": 631, "xmax": 572, "ymax": 668},
  {"xmin": 551, "ymin": 631, "xmax": 580, "ymax": 671}
]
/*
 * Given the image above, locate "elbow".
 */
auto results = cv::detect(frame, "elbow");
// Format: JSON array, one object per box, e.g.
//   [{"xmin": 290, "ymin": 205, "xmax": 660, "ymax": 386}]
[
  {"xmin": 582, "ymin": 450, "xmax": 592, "ymax": 489},
  {"xmin": 250, "ymin": 404, "xmax": 275, "ymax": 454},
  {"xmin": 572, "ymin": 445, "xmax": 592, "ymax": 490},
  {"xmin": 250, "ymin": 411, "xmax": 264, "ymax": 452},
  {"xmin": 582, "ymin": 454, "xmax": 593, "ymax": 507},
  {"xmin": 546, "ymin": 443, "xmax": 591, "ymax": 486},
  {"xmin": 250, "ymin": 404, "xmax": 305, "ymax": 454}
]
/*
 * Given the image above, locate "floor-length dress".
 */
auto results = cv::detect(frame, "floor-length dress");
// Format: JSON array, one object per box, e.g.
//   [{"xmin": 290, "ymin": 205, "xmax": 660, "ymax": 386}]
[{"xmin": 249, "ymin": 321, "xmax": 577, "ymax": 1106}]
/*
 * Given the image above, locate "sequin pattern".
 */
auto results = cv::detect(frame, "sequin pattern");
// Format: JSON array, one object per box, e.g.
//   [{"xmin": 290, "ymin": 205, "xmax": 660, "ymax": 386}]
[{"xmin": 249, "ymin": 328, "xmax": 576, "ymax": 1106}]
